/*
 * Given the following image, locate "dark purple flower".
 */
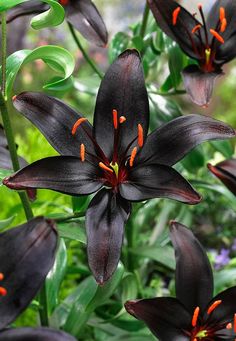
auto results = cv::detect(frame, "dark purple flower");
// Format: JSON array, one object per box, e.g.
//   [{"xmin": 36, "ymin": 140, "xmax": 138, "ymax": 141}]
[
  {"xmin": 3, "ymin": 49, "xmax": 235, "ymax": 284},
  {"xmin": 0, "ymin": 327, "xmax": 77, "ymax": 340},
  {"xmin": 6, "ymin": 0, "xmax": 108, "ymax": 47},
  {"xmin": 125, "ymin": 221, "xmax": 236, "ymax": 341},
  {"xmin": 148, "ymin": 0, "xmax": 236, "ymax": 106},
  {"xmin": 208, "ymin": 159, "xmax": 236, "ymax": 195}
]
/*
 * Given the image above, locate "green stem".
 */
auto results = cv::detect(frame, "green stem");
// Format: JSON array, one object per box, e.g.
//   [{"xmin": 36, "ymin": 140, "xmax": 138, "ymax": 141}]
[
  {"xmin": 38, "ymin": 284, "xmax": 49, "ymax": 326},
  {"xmin": 140, "ymin": 3, "xmax": 150, "ymax": 38},
  {"xmin": 150, "ymin": 89, "xmax": 186, "ymax": 96},
  {"xmin": 68, "ymin": 23, "xmax": 103, "ymax": 79}
]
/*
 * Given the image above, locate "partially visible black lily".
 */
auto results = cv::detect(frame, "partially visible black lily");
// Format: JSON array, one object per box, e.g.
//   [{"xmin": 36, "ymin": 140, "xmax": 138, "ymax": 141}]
[
  {"xmin": 125, "ymin": 221, "xmax": 236, "ymax": 341},
  {"xmin": 3, "ymin": 49, "xmax": 235, "ymax": 284},
  {"xmin": 0, "ymin": 327, "xmax": 77, "ymax": 340},
  {"xmin": 148, "ymin": 0, "xmax": 236, "ymax": 106},
  {"xmin": 0, "ymin": 217, "xmax": 57, "ymax": 329},
  {"xmin": 208, "ymin": 158, "xmax": 236, "ymax": 195},
  {"xmin": 6, "ymin": 0, "xmax": 108, "ymax": 47}
]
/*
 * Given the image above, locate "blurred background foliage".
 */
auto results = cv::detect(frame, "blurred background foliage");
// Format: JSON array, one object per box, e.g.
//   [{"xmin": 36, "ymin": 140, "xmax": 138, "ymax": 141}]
[{"xmin": 0, "ymin": 1, "xmax": 235, "ymax": 340}]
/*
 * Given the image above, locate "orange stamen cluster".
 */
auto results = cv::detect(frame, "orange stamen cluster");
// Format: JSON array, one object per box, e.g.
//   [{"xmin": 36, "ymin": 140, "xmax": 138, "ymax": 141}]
[
  {"xmin": 0, "ymin": 273, "xmax": 7, "ymax": 297},
  {"xmin": 172, "ymin": 7, "xmax": 181, "ymax": 25},
  {"xmin": 207, "ymin": 300, "xmax": 222, "ymax": 315},
  {"xmin": 99, "ymin": 162, "xmax": 113, "ymax": 174},
  {"xmin": 210, "ymin": 29, "xmax": 224, "ymax": 44},
  {"xmin": 220, "ymin": 7, "xmax": 227, "ymax": 32},
  {"xmin": 72, "ymin": 117, "xmax": 88, "ymax": 135},
  {"xmin": 129, "ymin": 147, "xmax": 137, "ymax": 167}
]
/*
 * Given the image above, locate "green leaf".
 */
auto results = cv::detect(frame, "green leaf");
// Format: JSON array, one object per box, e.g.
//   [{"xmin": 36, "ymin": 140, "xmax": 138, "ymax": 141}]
[
  {"xmin": 3, "ymin": 45, "xmax": 74, "ymax": 99},
  {"xmin": 57, "ymin": 221, "xmax": 86, "ymax": 244},
  {"xmin": 0, "ymin": 168, "xmax": 11, "ymax": 182},
  {"xmin": 210, "ymin": 140, "xmax": 234, "ymax": 158},
  {"xmin": 214, "ymin": 268, "xmax": 236, "ymax": 294},
  {"xmin": 181, "ymin": 146, "xmax": 205, "ymax": 173},
  {"xmin": 109, "ymin": 32, "xmax": 130, "ymax": 63},
  {"xmin": 71, "ymin": 196, "xmax": 89, "ymax": 213},
  {"xmin": 0, "ymin": 0, "xmax": 65, "ymax": 29},
  {"xmin": 0, "ymin": 215, "xmax": 16, "ymax": 230},
  {"xmin": 168, "ymin": 44, "xmax": 186, "ymax": 89}
]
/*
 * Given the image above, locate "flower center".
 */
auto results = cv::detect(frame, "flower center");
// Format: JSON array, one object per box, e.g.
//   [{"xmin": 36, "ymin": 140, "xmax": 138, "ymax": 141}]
[
  {"xmin": 172, "ymin": 4, "xmax": 227, "ymax": 72},
  {"xmin": 0, "ymin": 272, "xmax": 7, "ymax": 297}
]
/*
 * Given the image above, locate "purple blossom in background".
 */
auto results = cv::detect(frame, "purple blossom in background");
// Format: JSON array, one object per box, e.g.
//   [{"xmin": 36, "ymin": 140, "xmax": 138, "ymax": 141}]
[
  {"xmin": 214, "ymin": 248, "xmax": 230, "ymax": 270},
  {"xmin": 231, "ymin": 239, "xmax": 236, "ymax": 251}
]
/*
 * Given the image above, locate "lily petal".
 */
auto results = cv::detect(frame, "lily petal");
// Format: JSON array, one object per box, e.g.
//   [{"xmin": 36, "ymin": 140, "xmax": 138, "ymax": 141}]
[
  {"xmin": 147, "ymin": 0, "xmax": 201, "ymax": 60},
  {"xmin": 86, "ymin": 189, "xmax": 130, "ymax": 284},
  {"xmin": 0, "ymin": 327, "xmax": 77, "ymax": 340},
  {"xmin": 125, "ymin": 297, "xmax": 191, "ymax": 341},
  {"xmin": 0, "ymin": 147, "xmax": 27, "ymax": 170},
  {"xmin": 119, "ymin": 164, "xmax": 201, "ymax": 204},
  {"xmin": 182, "ymin": 65, "xmax": 222, "ymax": 107},
  {"xmin": 13, "ymin": 92, "xmax": 96, "ymax": 157},
  {"xmin": 208, "ymin": 159, "xmax": 236, "ymax": 195},
  {"xmin": 3, "ymin": 156, "xmax": 104, "ymax": 196},
  {"xmin": 6, "ymin": 1, "xmax": 48, "ymax": 23},
  {"xmin": 137, "ymin": 114, "xmax": 235, "ymax": 166},
  {"xmin": 0, "ymin": 217, "xmax": 58, "ymax": 329},
  {"xmin": 93, "ymin": 49, "xmax": 149, "ymax": 160},
  {"xmin": 170, "ymin": 221, "xmax": 213, "ymax": 313},
  {"xmin": 65, "ymin": 0, "xmax": 108, "ymax": 47}
]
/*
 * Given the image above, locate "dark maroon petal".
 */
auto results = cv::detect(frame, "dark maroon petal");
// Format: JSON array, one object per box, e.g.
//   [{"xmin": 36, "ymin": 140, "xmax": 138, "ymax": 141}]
[
  {"xmin": 125, "ymin": 297, "xmax": 191, "ymax": 341},
  {"xmin": 182, "ymin": 65, "xmax": 222, "ymax": 107},
  {"xmin": 119, "ymin": 164, "xmax": 201, "ymax": 204},
  {"xmin": 0, "ymin": 217, "xmax": 58, "ymax": 329},
  {"xmin": 137, "ymin": 114, "xmax": 235, "ymax": 167},
  {"xmin": 86, "ymin": 189, "xmax": 130, "ymax": 284},
  {"xmin": 6, "ymin": 1, "xmax": 48, "ymax": 23},
  {"xmin": 147, "ymin": 0, "xmax": 201, "ymax": 60},
  {"xmin": 208, "ymin": 159, "xmax": 236, "ymax": 195},
  {"xmin": 93, "ymin": 49, "xmax": 149, "ymax": 160},
  {"xmin": 205, "ymin": 287, "xmax": 236, "ymax": 328},
  {"xmin": 13, "ymin": 92, "xmax": 96, "ymax": 157},
  {"xmin": 215, "ymin": 34, "xmax": 236, "ymax": 64},
  {"xmin": 170, "ymin": 221, "xmax": 213, "ymax": 313},
  {"xmin": 65, "ymin": 0, "xmax": 108, "ymax": 47},
  {"xmin": 0, "ymin": 327, "xmax": 76, "ymax": 340},
  {"xmin": 3, "ymin": 156, "xmax": 104, "ymax": 196}
]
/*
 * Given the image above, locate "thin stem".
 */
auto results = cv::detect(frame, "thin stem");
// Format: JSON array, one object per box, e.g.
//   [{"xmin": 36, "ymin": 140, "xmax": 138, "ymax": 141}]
[
  {"xmin": 149, "ymin": 89, "xmax": 186, "ymax": 96},
  {"xmin": 140, "ymin": 3, "xmax": 150, "ymax": 38},
  {"xmin": 38, "ymin": 284, "xmax": 49, "ymax": 326},
  {"xmin": 1, "ymin": 13, "xmax": 6, "ymax": 98},
  {"xmin": 68, "ymin": 23, "xmax": 103, "ymax": 79}
]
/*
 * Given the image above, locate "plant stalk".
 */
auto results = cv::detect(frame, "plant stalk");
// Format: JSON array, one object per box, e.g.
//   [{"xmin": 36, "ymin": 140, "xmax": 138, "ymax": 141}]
[{"xmin": 140, "ymin": 3, "xmax": 150, "ymax": 38}]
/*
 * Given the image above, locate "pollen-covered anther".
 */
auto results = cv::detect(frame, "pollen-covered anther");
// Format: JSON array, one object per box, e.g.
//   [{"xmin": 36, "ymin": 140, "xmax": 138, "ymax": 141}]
[
  {"xmin": 72, "ymin": 118, "xmax": 88, "ymax": 135},
  {"xmin": 172, "ymin": 7, "xmax": 181, "ymax": 25},
  {"xmin": 99, "ymin": 162, "xmax": 113, "ymax": 174},
  {"xmin": 129, "ymin": 147, "xmax": 137, "ymax": 167},
  {"xmin": 119, "ymin": 116, "xmax": 126, "ymax": 124},
  {"xmin": 113, "ymin": 109, "xmax": 118, "ymax": 129},
  {"xmin": 0, "ymin": 273, "xmax": 4, "ymax": 281},
  {"xmin": 59, "ymin": 0, "xmax": 69, "ymax": 5},
  {"xmin": 192, "ymin": 306, "xmax": 200, "ymax": 327},
  {"xmin": 192, "ymin": 24, "xmax": 202, "ymax": 34},
  {"xmin": 0, "ymin": 287, "xmax": 7, "ymax": 297},
  {"xmin": 80, "ymin": 144, "xmax": 85, "ymax": 162},
  {"xmin": 207, "ymin": 300, "xmax": 222, "ymax": 315},
  {"xmin": 210, "ymin": 29, "xmax": 224, "ymax": 44},
  {"xmin": 138, "ymin": 124, "xmax": 144, "ymax": 148},
  {"xmin": 226, "ymin": 322, "xmax": 232, "ymax": 329},
  {"xmin": 220, "ymin": 18, "xmax": 227, "ymax": 33},
  {"xmin": 220, "ymin": 7, "xmax": 225, "ymax": 21}
]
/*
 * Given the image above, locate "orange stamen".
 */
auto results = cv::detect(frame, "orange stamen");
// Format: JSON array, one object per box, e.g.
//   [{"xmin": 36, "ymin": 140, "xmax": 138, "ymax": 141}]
[
  {"xmin": 226, "ymin": 322, "xmax": 232, "ymax": 329},
  {"xmin": 198, "ymin": 4, "xmax": 203, "ymax": 10},
  {"xmin": 138, "ymin": 124, "xmax": 144, "ymax": 148},
  {"xmin": 12, "ymin": 95, "xmax": 17, "ymax": 101},
  {"xmin": 72, "ymin": 118, "xmax": 88, "ymax": 135},
  {"xmin": 0, "ymin": 273, "xmax": 4, "ymax": 281},
  {"xmin": 172, "ymin": 7, "xmax": 181, "ymax": 25},
  {"xmin": 99, "ymin": 162, "xmax": 113, "ymax": 174},
  {"xmin": 129, "ymin": 147, "xmax": 137, "ymax": 167},
  {"xmin": 193, "ymin": 339, "xmax": 197, "ymax": 341},
  {"xmin": 192, "ymin": 307, "xmax": 200, "ymax": 327},
  {"xmin": 192, "ymin": 24, "xmax": 202, "ymax": 34},
  {"xmin": 210, "ymin": 29, "xmax": 224, "ymax": 44},
  {"xmin": 80, "ymin": 144, "xmax": 85, "ymax": 162},
  {"xmin": 113, "ymin": 109, "xmax": 118, "ymax": 130},
  {"xmin": 234, "ymin": 314, "xmax": 236, "ymax": 333},
  {"xmin": 119, "ymin": 116, "xmax": 126, "ymax": 124},
  {"xmin": 220, "ymin": 7, "xmax": 225, "ymax": 21},
  {"xmin": 207, "ymin": 300, "xmax": 222, "ymax": 315},
  {"xmin": 0, "ymin": 287, "xmax": 7, "ymax": 296},
  {"xmin": 220, "ymin": 18, "xmax": 227, "ymax": 32},
  {"xmin": 59, "ymin": 0, "xmax": 69, "ymax": 5}
]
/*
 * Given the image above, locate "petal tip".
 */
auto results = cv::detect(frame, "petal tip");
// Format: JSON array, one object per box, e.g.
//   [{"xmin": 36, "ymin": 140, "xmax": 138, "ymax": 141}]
[{"xmin": 124, "ymin": 300, "xmax": 137, "ymax": 316}]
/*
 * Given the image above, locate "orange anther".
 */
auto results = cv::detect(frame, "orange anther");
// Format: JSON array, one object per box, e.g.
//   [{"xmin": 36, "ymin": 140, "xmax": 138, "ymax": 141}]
[
  {"xmin": 59, "ymin": 0, "xmax": 69, "ymax": 5},
  {"xmin": 234, "ymin": 314, "xmax": 236, "ymax": 333},
  {"xmin": 226, "ymin": 322, "xmax": 232, "ymax": 329},
  {"xmin": 119, "ymin": 116, "xmax": 126, "ymax": 124},
  {"xmin": 12, "ymin": 95, "xmax": 17, "ymax": 101},
  {"xmin": 192, "ymin": 24, "xmax": 202, "ymax": 34},
  {"xmin": 113, "ymin": 109, "xmax": 118, "ymax": 130},
  {"xmin": 138, "ymin": 124, "xmax": 144, "ymax": 148},
  {"xmin": 72, "ymin": 118, "xmax": 88, "ymax": 135},
  {"xmin": 99, "ymin": 162, "xmax": 113, "ymax": 174},
  {"xmin": 220, "ymin": 7, "xmax": 225, "ymax": 21},
  {"xmin": 198, "ymin": 4, "xmax": 203, "ymax": 10},
  {"xmin": 0, "ymin": 287, "xmax": 7, "ymax": 296},
  {"xmin": 0, "ymin": 273, "xmax": 4, "ymax": 281},
  {"xmin": 207, "ymin": 300, "xmax": 222, "ymax": 315},
  {"xmin": 80, "ymin": 144, "xmax": 85, "ymax": 162},
  {"xmin": 210, "ymin": 29, "xmax": 224, "ymax": 44},
  {"xmin": 129, "ymin": 147, "xmax": 137, "ymax": 167},
  {"xmin": 192, "ymin": 307, "xmax": 200, "ymax": 327},
  {"xmin": 172, "ymin": 7, "xmax": 181, "ymax": 25},
  {"xmin": 220, "ymin": 18, "xmax": 227, "ymax": 32},
  {"xmin": 193, "ymin": 339, "xmax": 197, "ymax": 341}
]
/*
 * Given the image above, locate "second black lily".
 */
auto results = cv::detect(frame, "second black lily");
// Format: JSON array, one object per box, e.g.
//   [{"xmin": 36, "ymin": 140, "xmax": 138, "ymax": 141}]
[{"xmin": 3, "ymin": 49, "xmax": 235, "ymax": 284}]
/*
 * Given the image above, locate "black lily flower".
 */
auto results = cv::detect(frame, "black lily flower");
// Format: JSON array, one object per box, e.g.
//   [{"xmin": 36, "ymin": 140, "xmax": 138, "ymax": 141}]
[
  {"xmin": 148, "ymin": 0, "xmax": 236, "ymax": 106},
  {"xmin": 208, "ymin": 158, "xmax": 236, "ymax": 195},
  {"xmin": 0, "ymin": 217, "xmax": 57, "ymax": 329},
  {"xmin": 0, "ymin": 327, "xmax": 77, "ymax": 340},
  {"xmin": 125, "ymin": 221, "xmax": 236, "ymax": 341},
  {"xmin": 3, "ymin": 49, "xmax": 235, "ymax": 284},
  {"xmin": 6, "ymin": 0, "xmax": 108, "ymax": 47}
]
